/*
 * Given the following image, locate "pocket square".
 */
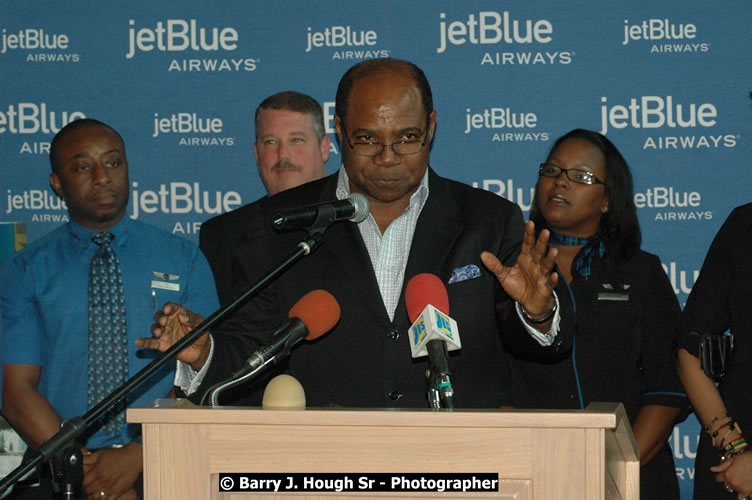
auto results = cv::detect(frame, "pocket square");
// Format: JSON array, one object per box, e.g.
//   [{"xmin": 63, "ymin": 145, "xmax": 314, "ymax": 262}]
[{"xmin": 448, "ymin": 264, "xmax": 481, "ymax": 284}]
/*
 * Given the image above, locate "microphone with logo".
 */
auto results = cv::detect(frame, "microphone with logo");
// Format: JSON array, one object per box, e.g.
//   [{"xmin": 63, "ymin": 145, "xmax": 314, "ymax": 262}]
[
  {"xmin": 204, "ymin": 290, "xmax": 341, "ymax": 406},
  {"xmin": 272, "ymin": 193, "xmax": 370, "ymax": 231},
  {"xmin": 405, "ymin": 273, "xmax": 462, "ymax": 409}
]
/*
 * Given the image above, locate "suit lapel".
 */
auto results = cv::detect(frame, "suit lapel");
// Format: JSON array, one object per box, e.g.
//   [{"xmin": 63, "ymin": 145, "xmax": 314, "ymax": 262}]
[
  {"xmin": 312, "ymin": 176, "xmax": 393, "ymax": 324},
  {"xmin": 394, "ymin": 169, "xmax": 464, "ymax": 326}
]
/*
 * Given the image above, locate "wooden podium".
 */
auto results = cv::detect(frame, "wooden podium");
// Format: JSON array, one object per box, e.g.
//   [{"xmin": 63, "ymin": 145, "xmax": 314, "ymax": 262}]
[{"xmin": 128, "ymin": 401, "xmax": 638, "ymax": 500}]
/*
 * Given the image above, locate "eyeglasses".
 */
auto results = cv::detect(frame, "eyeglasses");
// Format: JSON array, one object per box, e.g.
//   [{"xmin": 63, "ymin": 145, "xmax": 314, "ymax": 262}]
[
  {"xmin": 539, "ymin": 163, "xmax": 606, "ymax": 186},
  {"xmin": 341, "ymin": 121, "xmax": 429, "ymax": 157}
]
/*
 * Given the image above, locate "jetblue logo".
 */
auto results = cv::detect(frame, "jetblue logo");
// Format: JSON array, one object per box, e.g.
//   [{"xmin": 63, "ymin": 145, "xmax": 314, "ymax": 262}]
[
  {"xmin": 634, "ymin": 187, "xmax": 701, "ymax": 209},
  {"xmin": 152, "ymin": 112, "xmax": 235, "ymax": 146},
  {"xmin": 1, "ymin": 28, "xmax": 69, "ymax": 53},
  {"xmin": 464, "ymin": 107, "xmax": 550, "ymax": 143},
  {"xmin": 130, "ymin": 181, "xmax": 242, "ymax": 219},
  {"xmin": 472, "ymin": 179, "xmax": 534, "ymax": 213},
  {"xmin": 438, "ymin": 12, "xmax": 573, "ymax": 65},
  {"xmin": 464, "ymin": 107, "xmax": 537, "ymax": 133},
  {"xmin": 437, "ymin": 11, "xmax": 553, "ymax": 53},
  {"xmin": 1, "ymin": 28, "xmax": 80, "ymax": 62},
  {"xmin": 305, "ymin": 25, "xmax": 388, "ymax": 60},
  {"xmin": 635, "ymin": 187, "xmax": 712, "ymax": 224},
  {"xmin": 125, "ymin": 19, "xmax": 255, "ymax": 72},
  {"xmin": 621, "ymin": 19, "xmax": 709, "ymax": 54},
  {"xmin": 4, "ymin": 186, "xmax": 70, "ymax": 224},
  {"xmin": 599, "ymin": 96, "xmax": 716, "ymax": 135},
  {"xmin": 153, "ymin": 112, "xmax": 223, "ymax": 137},
  {"xmin": 305, "ymin": 26, "xmax": 377, "ymax": 51},
  {"xmin": 599, "ymin": 96, "xmax": 737, "ymax": 151},
  {"xmin": 662, "ymin": 261, "xmax": 700, "ymax": 296},
  {"xmin": 6, "ymin": 188, "xmax": 67, "ymax": 214},
  {"xmin": 130, "ymin": 181, "xmax": 243, "ymax": 236},
  {"xmin": 622, "ymin": 19, "xmax": 696, "ymax": 45},
  {"xmin": 126, "ymin": 19, "xmax": 239, "ymax": 59},
  {"xmin": 0, "ymin": 103, "xmax": 85, "ymax": 134}
]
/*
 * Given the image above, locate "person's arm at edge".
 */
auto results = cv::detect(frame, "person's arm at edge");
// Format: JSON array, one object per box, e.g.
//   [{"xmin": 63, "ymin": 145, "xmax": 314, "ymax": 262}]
[
  {"xmin": 2, "ymin": 364, "xmax": 61, "ymax": 448},
  {"xmin": 633, "ymin": 253, "xmax": 687, "ymax": 466},
  {"xmin": 633, "ymin": 404, "xmax": 682, "ymax": 466}
]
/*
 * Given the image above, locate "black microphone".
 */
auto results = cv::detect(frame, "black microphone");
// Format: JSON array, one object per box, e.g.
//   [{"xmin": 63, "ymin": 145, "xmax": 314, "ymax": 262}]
[
  {"xmin": 233, "ymin": 317, "xmax": 307, "ymax": 377},
  {"xmin": 272, "ymin": 193, "xmax": 369, "ymax": 231}
]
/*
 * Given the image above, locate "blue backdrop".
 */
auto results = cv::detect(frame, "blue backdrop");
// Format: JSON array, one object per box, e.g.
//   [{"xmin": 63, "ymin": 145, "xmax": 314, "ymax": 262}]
[{"xmin": 1, "ymin": 2, "xmax": 751, "ymax": 497}]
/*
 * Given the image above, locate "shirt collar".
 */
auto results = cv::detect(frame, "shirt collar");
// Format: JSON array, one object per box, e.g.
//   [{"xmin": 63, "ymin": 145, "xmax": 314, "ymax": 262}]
[
  {"xmin": 67, "ymin": 215, "xmax": 132, "ymax": 253},
  {"xmin": 335, "ymin": 166, "xmax": 430, "ymax": 216}
]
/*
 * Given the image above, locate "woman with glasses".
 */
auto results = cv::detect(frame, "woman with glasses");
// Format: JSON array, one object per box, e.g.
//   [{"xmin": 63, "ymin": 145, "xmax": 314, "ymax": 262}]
[
  {"xmin": 504, "ymin": 128, "xmax": 687, "ymax": 500},
  {"xmin": 677, "ymin": 204, "xmax": 752, "ymax": 500}
]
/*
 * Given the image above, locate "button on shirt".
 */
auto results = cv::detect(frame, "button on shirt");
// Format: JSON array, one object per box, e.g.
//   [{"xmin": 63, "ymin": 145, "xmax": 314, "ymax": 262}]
[{"xmin": 0, "ymin": 216, "xmax": 218, "ymax": 449}]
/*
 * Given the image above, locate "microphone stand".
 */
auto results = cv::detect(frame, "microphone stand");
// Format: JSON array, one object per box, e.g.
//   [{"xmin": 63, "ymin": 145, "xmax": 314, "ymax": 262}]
[
  {"xmin": 0, "ymin": 216, "xmax": 337, "ymax": 496},
  {"xmin": 425, "ymin": 341, "xmax": 455, "ymax": 409},
  {"xmin": 203, "ymin": 357, "xmax": 275, "ymax": 407},
  {"xmin": 58, "ymin": 447, "xmax": 83, "ymax": 499},
  {"xmin": 203, "ymin": 316, "xmax": 307, "ymax": 406}
]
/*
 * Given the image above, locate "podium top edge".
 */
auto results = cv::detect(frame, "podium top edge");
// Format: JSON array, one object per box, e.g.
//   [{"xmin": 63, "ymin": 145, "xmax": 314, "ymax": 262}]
[{"xmin": 128, "ymin": 399, "xmax": 624, "ymax": 429}]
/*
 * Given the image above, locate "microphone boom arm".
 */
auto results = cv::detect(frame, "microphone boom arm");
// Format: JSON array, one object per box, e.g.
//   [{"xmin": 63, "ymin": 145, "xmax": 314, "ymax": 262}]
[
  {"xmin": 205, "ymin": 356, "xmax": 276, "ymax": 407},
  {"xmin": 202, "ymin": 317, "xmax": 307, "ymax": 406}
]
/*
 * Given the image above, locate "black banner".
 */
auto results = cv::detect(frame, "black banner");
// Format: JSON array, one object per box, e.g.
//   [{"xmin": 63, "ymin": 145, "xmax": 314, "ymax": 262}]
[{"xmin": 217, "ymin": 473, "xmax": 499, "ymax": 493}]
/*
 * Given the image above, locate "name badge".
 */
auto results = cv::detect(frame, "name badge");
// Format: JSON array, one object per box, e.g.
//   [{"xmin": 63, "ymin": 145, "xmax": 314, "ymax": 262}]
[
  {"xmin": 597, "ymin": 283, "xmax": 629, "ymax": 301},
  {"xmin": 151, "ymin": 280, "xmax": 180, "ymax": 292},
  {"xmin": 151, "ymin": 271, "xmax": 180, "ymax": 292}
]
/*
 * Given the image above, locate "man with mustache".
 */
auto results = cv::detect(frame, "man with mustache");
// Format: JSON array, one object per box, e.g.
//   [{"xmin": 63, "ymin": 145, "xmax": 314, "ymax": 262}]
[
  {"xmin": 199, "ymin": 91, "xmax": 330, "ymax": 304},
  {"xmin": 0, "ymin": 119, "xmax": 218, "ymax": 499}
]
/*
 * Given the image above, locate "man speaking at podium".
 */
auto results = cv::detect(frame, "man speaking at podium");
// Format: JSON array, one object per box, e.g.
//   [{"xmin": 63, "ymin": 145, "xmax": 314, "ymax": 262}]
[{"xmin": 140, "ymin": 58, "xmax": 568, "ymax": 408}]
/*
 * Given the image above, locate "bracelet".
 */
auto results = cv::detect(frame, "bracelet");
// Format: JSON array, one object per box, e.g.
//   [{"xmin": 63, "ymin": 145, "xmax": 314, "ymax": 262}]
[
  {"xmin": 713, "ymin": 419, "xmax": 737, "ymax": 445},
  {"xmin": 723, "ymin": 437, "xmax": 747, "ymax": 454},
  {"xmin": 717, "ymin": 422, "xmax": 742, "ymax": 448},
  {"xmin": 705, "ymin": 413, "xmax": 730, "ymax": 434},
  {"xmin": 720, "ymin": 437, "xmax": 748, "ymax": 462},
  {"xmin": 720, "ymin": 442, "xmax": 748, "ymax": 462},
  {"xmin": 520, "ymin": 300, "xmax": 557, "ymax": 325}
]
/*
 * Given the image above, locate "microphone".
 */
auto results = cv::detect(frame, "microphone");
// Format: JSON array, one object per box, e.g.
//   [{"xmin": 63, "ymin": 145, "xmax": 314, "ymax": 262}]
[
  {"xmin": 205, "ymin": 290, "xmax": 340, "ymax": 406},
  {"xmin": 272, "ymin": 193, "xmax": 370, "ymax": 231},
  {"xmin": 405, "ymin": 273, "xmax": 461, "ymax": 409},
  {"xmin": 235, "ymin": 289, "xmax": 340, "ymax": 376}
]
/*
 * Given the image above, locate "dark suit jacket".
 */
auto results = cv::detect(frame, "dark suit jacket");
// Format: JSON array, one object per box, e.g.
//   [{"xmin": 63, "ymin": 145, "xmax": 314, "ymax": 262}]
[
  {"xmin": 195, "ymin": 169, "xmax": 565, "ymax": 408},
  {"xmin": 199, "ymin": 195, "xmax": 266, "ymax": 305}
]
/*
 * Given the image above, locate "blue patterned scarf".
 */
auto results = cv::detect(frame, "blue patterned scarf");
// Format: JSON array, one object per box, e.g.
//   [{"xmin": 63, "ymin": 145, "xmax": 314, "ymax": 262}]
[{"xmin": 548, "ymin": 230, "xmax": 606, "ymax": 280}]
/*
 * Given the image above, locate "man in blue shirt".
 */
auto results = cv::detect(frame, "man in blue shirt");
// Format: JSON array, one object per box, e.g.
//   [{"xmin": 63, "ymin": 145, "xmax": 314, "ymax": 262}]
[{"xmin": 0, "ymin": 119, "xmax": 218, "ymax": 499}]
